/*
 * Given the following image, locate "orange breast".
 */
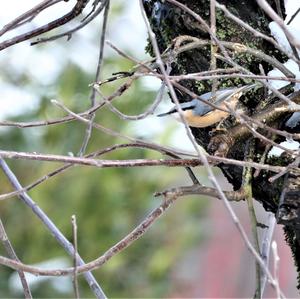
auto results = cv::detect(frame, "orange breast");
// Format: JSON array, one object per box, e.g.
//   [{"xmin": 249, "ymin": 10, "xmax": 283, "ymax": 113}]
[{"xmin": 183, "ymin": 109, "xmax": 229, "ymax": 128}]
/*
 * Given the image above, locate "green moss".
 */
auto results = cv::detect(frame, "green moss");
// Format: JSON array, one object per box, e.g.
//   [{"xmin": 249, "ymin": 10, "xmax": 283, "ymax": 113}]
[{"xmin": 216, "ymin": 9, "xmax": 246, "ymax": 42}]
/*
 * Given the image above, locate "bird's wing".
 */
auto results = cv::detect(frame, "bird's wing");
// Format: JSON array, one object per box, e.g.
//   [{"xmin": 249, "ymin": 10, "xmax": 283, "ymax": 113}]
[
  {"xmin": 193, "ymin": 101, "xmax": 213, "ymax": 116},
  {"xmin": 212, "ymin": 84, "xmax": 258, "ymax": 106}
]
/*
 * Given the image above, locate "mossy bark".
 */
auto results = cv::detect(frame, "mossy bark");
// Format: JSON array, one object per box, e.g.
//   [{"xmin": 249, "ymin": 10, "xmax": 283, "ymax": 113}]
[{"xmin": 143, "ymin": 0, "xmax": 300, "ymax": 290}]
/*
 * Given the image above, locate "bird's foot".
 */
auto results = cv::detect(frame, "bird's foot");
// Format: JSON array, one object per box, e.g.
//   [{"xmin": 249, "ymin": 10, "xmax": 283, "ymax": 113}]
[{"xmin": 209, "ymin": 127, "xmax": 228, "ymax": 137}]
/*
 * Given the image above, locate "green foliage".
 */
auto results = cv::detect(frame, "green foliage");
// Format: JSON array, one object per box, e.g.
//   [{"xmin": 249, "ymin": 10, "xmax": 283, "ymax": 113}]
[{"xmin": 0, "ymin": 55, "xmax": 208, "ymax": 296}]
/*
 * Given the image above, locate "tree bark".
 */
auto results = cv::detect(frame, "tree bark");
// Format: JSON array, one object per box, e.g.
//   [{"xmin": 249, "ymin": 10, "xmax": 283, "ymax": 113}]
[{"xmin": 143, "ymin": 0, "xmax": 300, "ymax": 289}]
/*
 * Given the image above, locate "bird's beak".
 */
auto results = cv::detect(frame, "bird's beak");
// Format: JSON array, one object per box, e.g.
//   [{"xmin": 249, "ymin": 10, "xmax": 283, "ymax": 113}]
[{"xmin": 157, "ymin": 108, "xmax": 177, "ymax": 117}]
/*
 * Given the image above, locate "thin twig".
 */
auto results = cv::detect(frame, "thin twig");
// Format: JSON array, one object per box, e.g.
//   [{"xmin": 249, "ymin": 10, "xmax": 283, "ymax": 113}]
[
  {"xmin": 210, "ymin": 0, "xmax": 219, "ymax": 100},
  {"xmin": 271, "ymin": 241, "xmax": 282, "ymax": 299},
  {"xmin": 0, "ymin": 191, "xmax": 180, "ymax": 276},
  {"xmin": 78, "ymin": 0, "xmax": 110, "ymax": 156},
  {"xmin": 274, "ymin": 0, "xmax": 283, "ymax": 19},
  {"xmin": 0, "ymin": 218, "xmax": 32, "ymax": 298},
  {"xmin": 0, "ymin": 143, "xmax": 199, "ymax": 201},
  {"xmin": 269, "ymin": 157, "xmax": 300, "ymax": 183},
  {"xmin": 154, "ymin": 184, "xmax": 245, "ymax": 201},
  {"xmin": 93, "ymin": 78, "xmax": 166, "ymax": 121},
  {"xmin": 260, "ymin": 213, "xmax": 276, "ymax": 297},
  {"xmin": 257, "ymin": 0, "xmax": 300, "ymax": 50},
  {"xmin": 0, "ymin": 148, "xmax": 275, "ymax": 170},
  {"xmin": 71, "ymin": 215, "xmax": 80, "ymax": 299},
  {"xmin": 243, "ymin": 141, "xmax": 261, "ymax": 298},
  {"xmin": 216, "ymin": 1, "xmax": 300, "ymax": 65},
  {"xmin": 216, "ymin": 54, "xmax": 298, "ymax": 108},
  {"xmin": 0, "ymin": 0, "xmax": 62, "ymax": 36},
  {"xmin": 31, "ymin": 0, "xmax": 108, "ymax": 45},
  {"xmin": 287, "ymin": 7, "xmax": 300, "ymax": 25},
  {"xmin": 0, "ymin": 0, "xmax": 91, "ymax": 51}
]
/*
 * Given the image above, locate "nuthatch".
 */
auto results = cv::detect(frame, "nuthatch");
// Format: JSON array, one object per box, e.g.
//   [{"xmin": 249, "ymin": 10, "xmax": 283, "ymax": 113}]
[{"xmin": 157, "ymin": 84, "xmax": 258, "ymax": 128}]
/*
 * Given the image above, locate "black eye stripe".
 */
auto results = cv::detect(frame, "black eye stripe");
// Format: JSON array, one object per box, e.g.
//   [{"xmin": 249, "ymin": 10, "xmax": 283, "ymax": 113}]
[{"xmin": 181, "ymin": 105, "xmax": 196, "ymax": 111}]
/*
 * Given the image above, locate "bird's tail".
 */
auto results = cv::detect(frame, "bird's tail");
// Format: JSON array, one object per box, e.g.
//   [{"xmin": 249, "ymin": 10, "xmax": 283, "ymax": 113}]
[{"xmin": 239, "ymin": 82, "xmax": 261, "ymax": 93}]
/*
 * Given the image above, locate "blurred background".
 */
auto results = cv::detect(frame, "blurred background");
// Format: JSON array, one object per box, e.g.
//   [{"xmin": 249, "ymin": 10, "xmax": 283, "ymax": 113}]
[{"xmin": 0, "ymin": 0, "xmax": 298, "ymax": 297}]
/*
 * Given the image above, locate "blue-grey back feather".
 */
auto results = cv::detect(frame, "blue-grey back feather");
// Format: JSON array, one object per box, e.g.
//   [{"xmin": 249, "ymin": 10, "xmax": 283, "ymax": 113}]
[{"xmin": 157, "ymin": 84, "xmax": 258, "ymax": 117}]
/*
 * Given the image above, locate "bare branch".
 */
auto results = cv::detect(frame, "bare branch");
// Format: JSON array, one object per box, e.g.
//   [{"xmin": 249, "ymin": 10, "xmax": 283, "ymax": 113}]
[
  {"xmin": 71, "ymin": 215, "xmax": 80, "ymax": 299},
  {"xmin": 0, "ymin": 0, "xmax": 91, "ymax": 51},
  {"xmin": 78, "ymin": 0, "xmax": 110, "ymax": 156},
  {"xmin": 0, "ymin": 158, "xmax": 107, "ymax": 299},
  {"xmin": 0, "ymin": 0, "xmax": 63, "ymax": 37},
  {"xmin": 0, "ymin": 218, "xmax": 32, "ymax": 298},
  {"xmin": 0, "ymin": 192, "xmax": 180, "ymax": 276}
]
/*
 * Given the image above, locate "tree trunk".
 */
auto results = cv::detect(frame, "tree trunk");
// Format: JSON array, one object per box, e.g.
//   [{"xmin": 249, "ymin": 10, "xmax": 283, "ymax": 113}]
[{"xmin": 143, "ymin": 0, "xmax": 300, "ymax": 289}]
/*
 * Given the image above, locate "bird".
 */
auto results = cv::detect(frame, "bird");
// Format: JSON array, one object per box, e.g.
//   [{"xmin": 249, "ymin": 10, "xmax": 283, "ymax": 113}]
[{"xmin": 157, "ymin": 84, "xmax": 258, "ymax": 128}]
